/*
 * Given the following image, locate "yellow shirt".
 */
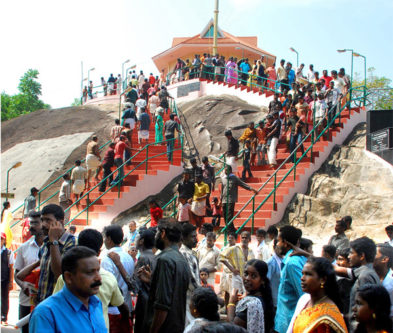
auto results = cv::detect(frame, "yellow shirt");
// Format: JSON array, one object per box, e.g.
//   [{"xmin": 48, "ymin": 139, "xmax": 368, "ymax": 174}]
[
  {"xmin": 220, "ymin": 245, "xmax": 255, "ymax": 276},
  {"xmin": 53, "ymin": 268, "xmax": 124, "ymax": 329},
  {"xmin": 193, "ymin": 181, "xmax": 210, "ymax": 201}
]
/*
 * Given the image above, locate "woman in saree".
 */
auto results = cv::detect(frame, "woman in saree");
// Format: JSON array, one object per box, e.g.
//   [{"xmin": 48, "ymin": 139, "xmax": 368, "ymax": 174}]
[
  {"xmin": 225, "ymin": 57, "xmax": 238, "ymax": 85},
  {"xmin": 287, "ymin": 257, "xmax": 348, "ymax": 333},
  {"xmin": 154, "ymin": 108, "xmax": 164, "ymax": 145},
  {"xmin": 266, "ymin": 62, "xmax": 277, "ymax": 91}
]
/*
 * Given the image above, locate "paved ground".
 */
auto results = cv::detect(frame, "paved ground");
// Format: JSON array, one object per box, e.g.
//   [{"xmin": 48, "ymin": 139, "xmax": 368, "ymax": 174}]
[{"xmin": 1, "ymin": 291, "xmax": 22, "ymax": 332}]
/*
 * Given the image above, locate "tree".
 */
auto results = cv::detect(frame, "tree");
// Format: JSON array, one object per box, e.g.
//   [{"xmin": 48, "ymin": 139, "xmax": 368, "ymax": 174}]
[
  {"xmin": 71, "ymin": 98, "xmax": 82, "ymax": 106},
  {"xmin": 352, "ymin": 67, "xmax": 393, "ymax": 110},
  {"xmin": 1, "ymin": 69, "xmax": 50, "ymax": 121}
]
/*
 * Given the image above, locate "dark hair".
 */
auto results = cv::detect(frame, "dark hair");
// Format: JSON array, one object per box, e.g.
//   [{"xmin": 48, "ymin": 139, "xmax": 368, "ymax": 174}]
[
  {"xmin": 181, "ymin": 222, "xmax": 196, "ymax": 239},
  {"xmin": 31, "ymin": 187, "xmax": 39, "ymax": 194},
  {"xmin": 256, "ymin": 228, "xmax": 267, "ymax": 238},
  {"xmin": 169, "ymin": 113, "xmax": 175, "ymax": 120},
  {"xmin": 241, "ymin": 231, "xmax": 251, "ymax": 240},
  {"xmin": 69, "ymin": 225, "xmax": 76, "ymax": 232},
  {"xmin": 227, "ymin": 232, "xmax": 237, "ymax": 240},
  {"xmin": 191, "ymin": 287, "xmax": 220, "ymax": 321},
  {"xmin": 78, "ymin": 229, "xmax": 103, "ymax": 254},
  {"xmin": 29, "ymin": 210, "xmax": 41, "ymax": 218},
  {"xmin": 103, "ymin": 225, "xmax": 124, "ymax": 245},
  {"xmin": 350, "ymin": 237, "xmax": 376, "ymax": 263},
  {"xmin": 202, "ymin": 223, "xmax": 214, "ymax": 233},
  {"xmin": 279, "ymin": 225, "xmax": 302, "ymax": 245},
  {"xmin": 355, "ymin": 284, "xmax": 392, "ymax": 333},
  {"xmin": 336, "ymin": 219, "xmax": 347, "ymax": 230},
  {"xmin": 139, "ymin": 229, "xmax": 155, "ymax": 249},
  {"xmin": 200, "ymin": 267, "xmax": 210, "ymax": 274},
  {"xmin": 202, "ymin": 156, "xmax": 209, "ymax": 163},
  {"xmin": 149, "ymin": 199, "xmax": 159, "ymax": 207},
  {"xmin": 245, "ymin": 259, "xmax": 274, "ymax": 332},
  {"xmin": 342, "ymin": 216, "xmax": 352, "ymax": 227},
  {"xmin": 307, "ymin": 257, "xmax": 343, "ymax": 312},
  {"xmin": 42, "ymin": 204, "xmax": 65, "ymax": 221},
  {"xmin": 1, "ymin": 202, "xmax": 10, "ymax": 221},
  {"xmin": 385, "ymin": 225, "xmax": 393, "ymax": 233},
  {"xmin": 377, "ymin": 243, "xmax": 393, "ymax": 269},
  {"xmin": 267, "ymin": 225, "xmax": 278, "ymax": 237},
  {"xmin": 157, "ymin": 218, "xmax": 182, "ymax": 243},
  {"xmin": 61, "ymin": 246, "xmax": 97, "ymax": 276},
  {"xmin": 193, "ymin": 322, "xmax": 247, "ymax": 333},
  {"xmin": 300, "ymin": 238, "xmax": 313, "ymax": 251},
  {"xmin": 190, "ymin": 158, "xmax": 197, "ymax": 164},
  {"xmin": 337, "ymin": 247, "xmax": 350, "ymax": 260},
  {"xmin": 75, "ymin": 160, "xmax": 81, "ymax": 166},
  {"xmin": 322, "ymin": 245, "xmax": 337, "ymax": 258}
]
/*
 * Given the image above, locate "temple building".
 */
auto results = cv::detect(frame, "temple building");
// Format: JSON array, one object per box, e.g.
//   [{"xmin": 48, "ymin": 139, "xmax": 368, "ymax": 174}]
[{"xmin": 152, "ymin": 19, "xmax": 276, "ymax": 77}]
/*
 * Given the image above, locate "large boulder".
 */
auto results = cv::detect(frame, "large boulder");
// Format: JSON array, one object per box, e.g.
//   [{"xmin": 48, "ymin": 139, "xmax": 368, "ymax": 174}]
[{"xmin": 281, "ymin": 122, "xmax": 393, "ymax": 245}]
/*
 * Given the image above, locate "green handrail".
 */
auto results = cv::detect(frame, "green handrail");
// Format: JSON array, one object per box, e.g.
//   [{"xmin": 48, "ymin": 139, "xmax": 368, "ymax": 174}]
[
  {"xmin": 219, "ymin": 86, "xmax": 369, "ymax": 238},
  {"xmin": 65, "ymin": 135, "xmax": 184, "ymax": 226},
  {"xmin": 166, "ymin": 65, "xmax": 292, "ymax": 94},
  {"xmin": 10, "ymin": 139, "xmax": 111, "ymax": 228}
]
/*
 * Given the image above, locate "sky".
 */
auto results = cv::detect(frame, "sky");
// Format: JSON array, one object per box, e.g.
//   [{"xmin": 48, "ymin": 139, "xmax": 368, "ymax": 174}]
[{"xmin": 1, "ymin": 0, "xmax": 392, "ymax": 109}]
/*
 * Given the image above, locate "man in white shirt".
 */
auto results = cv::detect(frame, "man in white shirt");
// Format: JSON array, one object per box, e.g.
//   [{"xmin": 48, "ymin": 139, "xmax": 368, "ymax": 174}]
[
  {"xmin": 254, "ymin": 228, "xmax": 271, "ymax": 262},
  {"xmin": 331, "ymin": 70, "xmax": 345, "ymax": 94},
  {"xmin": 58, "ymin": 174, "xmax": 72, "ymax": 223},
  {"xmin": 101, "ymin": 225, "xmax": 134, "ymax": 325},
  {"xmin": 14, "ymin": 211, "xmax": 44, "ymax": 333},
  {"xmin": 124, "ymin": 221, "xmax": 139, "ymax": 250},
  {"xmin": 196, "ymin": 232, "xmax": 220, "ymax": 285},
  {"xmin": 307, "ymin": 64, "xmax": 315, "ymax": 82}
]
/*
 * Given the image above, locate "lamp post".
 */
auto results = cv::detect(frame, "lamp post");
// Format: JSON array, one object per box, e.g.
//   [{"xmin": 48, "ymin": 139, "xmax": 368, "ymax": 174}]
[
  {"xmin": 289, "ymin": 47, "xmax": 299, "ymax": 67},
  {"xmin": 5, "ymin": 162, "xmax": 22, "ymax": 202},
  {"xmin": 121, "ymin": 59, "xmax": 130, "ymax": 92},
  {"xmin": 87, "ymin": 67, "xmax": 95, "ymax": 86},
  {"xmin": 354, "ymin": 52, "xmax": 367, "ymax": 106}
]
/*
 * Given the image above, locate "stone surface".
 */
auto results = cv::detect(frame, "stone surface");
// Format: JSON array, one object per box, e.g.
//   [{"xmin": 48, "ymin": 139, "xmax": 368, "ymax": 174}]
[
  {"xmin": 178, "ymin": 94, "xmax": 268, "ymax": 160},
  {"xmin": 281, "ymin": 122, "xmax": 393, "ymax": 249}
]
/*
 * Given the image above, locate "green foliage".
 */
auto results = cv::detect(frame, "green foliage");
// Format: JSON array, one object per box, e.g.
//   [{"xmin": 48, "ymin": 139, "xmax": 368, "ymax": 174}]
[
  {"xmin": 353, "ymin": 67, "xmax": 393, "ymax": 110},
  {"xmin": 1, "ymin": 69, "xmax": 50, "ymax": 121}
]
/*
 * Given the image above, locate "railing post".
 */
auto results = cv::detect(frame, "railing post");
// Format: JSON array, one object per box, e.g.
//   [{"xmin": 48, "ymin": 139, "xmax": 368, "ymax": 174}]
[
  {"xmin": 293, "ymin": 148, "xmax": 297, "ymax": 181},
  {"xmin": 170, "ymin": 138, "xmax": 174, "ymax": 165},
  {"xmin": 86, "ymin": 192, "xmax": 89, "ymax": 225},
  {"xmin": 273, "ymin": 173, "xmax": 277, "ymax": 210},
  {"xmin": 251, "ymin": 197, "xmax": 255, "ymax": 235},
  {"xmin": 173, "ymin": 199, "xmax": 176, "ymax": 217},
  {"xmin": 38, "ymin": 192, "xmax": 41, "ymax": 209},
  {"xmin": 311, "ymin": 131, "xmax": 314, "ymax": 162},
  {"xmin": 145, "ymin": 145, "xmax": 149, "ymax": 174},
  {"xmin": 181, "ymin": 135, "xmax": 184, "ymax": 163}
]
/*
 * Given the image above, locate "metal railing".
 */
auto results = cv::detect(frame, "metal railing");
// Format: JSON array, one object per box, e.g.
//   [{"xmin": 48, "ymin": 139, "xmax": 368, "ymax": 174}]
[
  {"xmin": 65, "ymin": 135, "xmax": 184, "ymax": 226},
  {"xmin": 10, "ymin": 140, "xmax": 111, "ymax": 228},
  {"xmin": 218, "ymin": 86, "xmax": 370, "ymax": 239}
]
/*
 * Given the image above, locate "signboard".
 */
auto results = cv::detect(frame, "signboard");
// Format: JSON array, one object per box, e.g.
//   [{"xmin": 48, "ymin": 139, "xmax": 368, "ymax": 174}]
[
  {"xmin": 1, "ymin": 193, "xmax": 15, "ymax": 199},
  {"xmin": 370, "ymin": 128, "xmax": 390, "ymax": 153},
  {"xmin": 177, "ymin": 82, "xmax": 201, "ymax": 98}
]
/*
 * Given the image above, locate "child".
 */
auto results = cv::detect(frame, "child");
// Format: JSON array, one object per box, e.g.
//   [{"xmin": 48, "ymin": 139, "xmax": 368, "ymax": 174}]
[
  {"xmin": 322, "ymin": 244, "xmax": 337, "ymax": 264},
  {"xmin": 128, "ymin": 245, "xmax": 138, "ymax": 264},
  {"xmin": 336, "ymin": 247, "xmax": 353, "ymax": 320},
  {"xmin": 241, "ymin": 140, "xmax": 253, "ymax": 181},
  {"xmin": 149, "ymin": 199, "xmax": 163, "ymax": 227},
  {"xmin": 200, "ymin": 267, "xmax": 215, "ymax": 291},
  {"xmin": 177, "ymin": 195, "xmax": 191, "ymax": 224},
  {"xmin": 1, "ymin": 233, "xmax": 14, "ymax": 326},
  {"xmin": 211, "ymin": 197, "xmax": 222, "ymax": 227}
]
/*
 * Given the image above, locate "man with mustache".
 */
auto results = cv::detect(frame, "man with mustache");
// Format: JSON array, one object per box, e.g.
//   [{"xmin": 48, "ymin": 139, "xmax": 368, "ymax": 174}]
[
  {"xmin": 142, "ymin": 218, "xmax": 191, "ymax": 333},
  {"xmin": 29, "ymin": 246, "xmax": 107, "ymax": 333},
  {"xmin": 14, "ymin": 210, "xmax": 44, "ymax": 333},
  {"xmin": 53, "ymin": 228, "xmax": 129, "ymax": 331}
]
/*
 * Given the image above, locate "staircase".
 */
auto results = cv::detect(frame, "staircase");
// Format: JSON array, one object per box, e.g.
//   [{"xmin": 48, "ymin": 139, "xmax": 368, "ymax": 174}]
[{"xmin": 67, "ymin": 111, "xmax": 184, "ymax": 231}]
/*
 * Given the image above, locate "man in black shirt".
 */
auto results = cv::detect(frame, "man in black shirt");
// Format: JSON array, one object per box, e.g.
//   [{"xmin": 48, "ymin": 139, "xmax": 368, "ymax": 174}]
[
  {"xmin": 163, "ymin": 113, "xmax": 179, "ymax": 161},
  {"xmin": 224, "ymin": 130, "xmax": 239, "ymax": 173},
  {"xmin": 177, "ymin": 171, "xmax": 195, "ymax": 202},
  {"xmin": 268, "ymin": 93, "xmax": 283, "ymax": 114},
  {"xmin": 189, "ymin": 158, "xmax": 202, "ymax": 182},
  {"xmin": 142, "ymin": 219, "xmax": 190, "ymax": 333}
]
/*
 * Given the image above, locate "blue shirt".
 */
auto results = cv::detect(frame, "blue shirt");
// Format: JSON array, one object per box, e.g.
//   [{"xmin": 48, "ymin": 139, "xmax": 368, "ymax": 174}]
[
  {"xmin": 274, "ymin": 250, "xmax": 307, "ymax": 333},
  {"xmin": 288, "ymin": 69, "xmax": 296, "ymax": 85},
  {"xmin": 267, "ymin": 253, "xmax": 282, "ymax": 307},
  {"xmin": 29, "ymin": 285, "xmax": 107, "ymax": 333},
  {"xmin": 239, "ymin": 62, "xmax": 251, "ymax": 73}
]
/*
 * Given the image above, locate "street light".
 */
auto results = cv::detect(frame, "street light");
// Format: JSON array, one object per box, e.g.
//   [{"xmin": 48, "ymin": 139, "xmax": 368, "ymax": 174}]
[
  {"xmin": 289, "ymin": 47, "xmax": 299, "ymax": 67},
  {"xmin": 354, "ymin": 52, "xmax": 367, "ymax": 105},
  {"xmin": 5, "ymin": 162, "xmax": 22, "ymax": 202},
  {"xmin": 122, "ymin": 59, "xmax": 130, "ymax": 91},
  {"xmin": 87, "ymin": 67, "xmax": 95, "ymax": 85}
]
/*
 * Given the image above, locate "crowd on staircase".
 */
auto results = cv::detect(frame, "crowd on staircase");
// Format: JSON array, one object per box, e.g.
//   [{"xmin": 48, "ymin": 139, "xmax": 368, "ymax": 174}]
[{"xmin": 1, "ymin": 58, "xmax": 391, "ymax": 333}]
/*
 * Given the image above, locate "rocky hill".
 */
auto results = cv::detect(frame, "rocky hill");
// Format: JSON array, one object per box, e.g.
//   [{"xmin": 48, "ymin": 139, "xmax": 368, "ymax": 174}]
[{"xmin": 281, "ymin": 122, "xmax": 393, "ymax": 245}]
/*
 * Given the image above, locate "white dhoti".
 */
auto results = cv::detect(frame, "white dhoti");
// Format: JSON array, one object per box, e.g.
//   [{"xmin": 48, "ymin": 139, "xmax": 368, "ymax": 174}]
[
  {"xmin": 125, "ymin": 118, "xmax": 135, "ymax": 130},
  {"xmin": 268, "ymin": 137, "xmax": 279, "ymax": 165},
  {"xmin": 86, "ymin": 154, "xmax": 100, "ymax": 171},
  {"xmin": 226, "ymin": 156, "xmax": 238, "ymax": 173},
  {"xmin": 138, "ymin": 130, "xmax": 150, "ymax": 140},
  {"xmin": 191, "ymin": 200, "xmax": 206, "ymax": 217},
  {"xmin": 72, "ymin": 179, "xmax": 85, "ymax": 194}
]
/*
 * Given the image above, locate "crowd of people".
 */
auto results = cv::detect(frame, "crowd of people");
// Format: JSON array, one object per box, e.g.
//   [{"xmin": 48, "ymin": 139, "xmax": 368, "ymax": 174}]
[
  {"xmin": 82, "ymin": 70, "xmax": 166, "ymax": 104},
  {"xmin": 2, "ymin": 199, "xmax": 392, "ymax": 333}
]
